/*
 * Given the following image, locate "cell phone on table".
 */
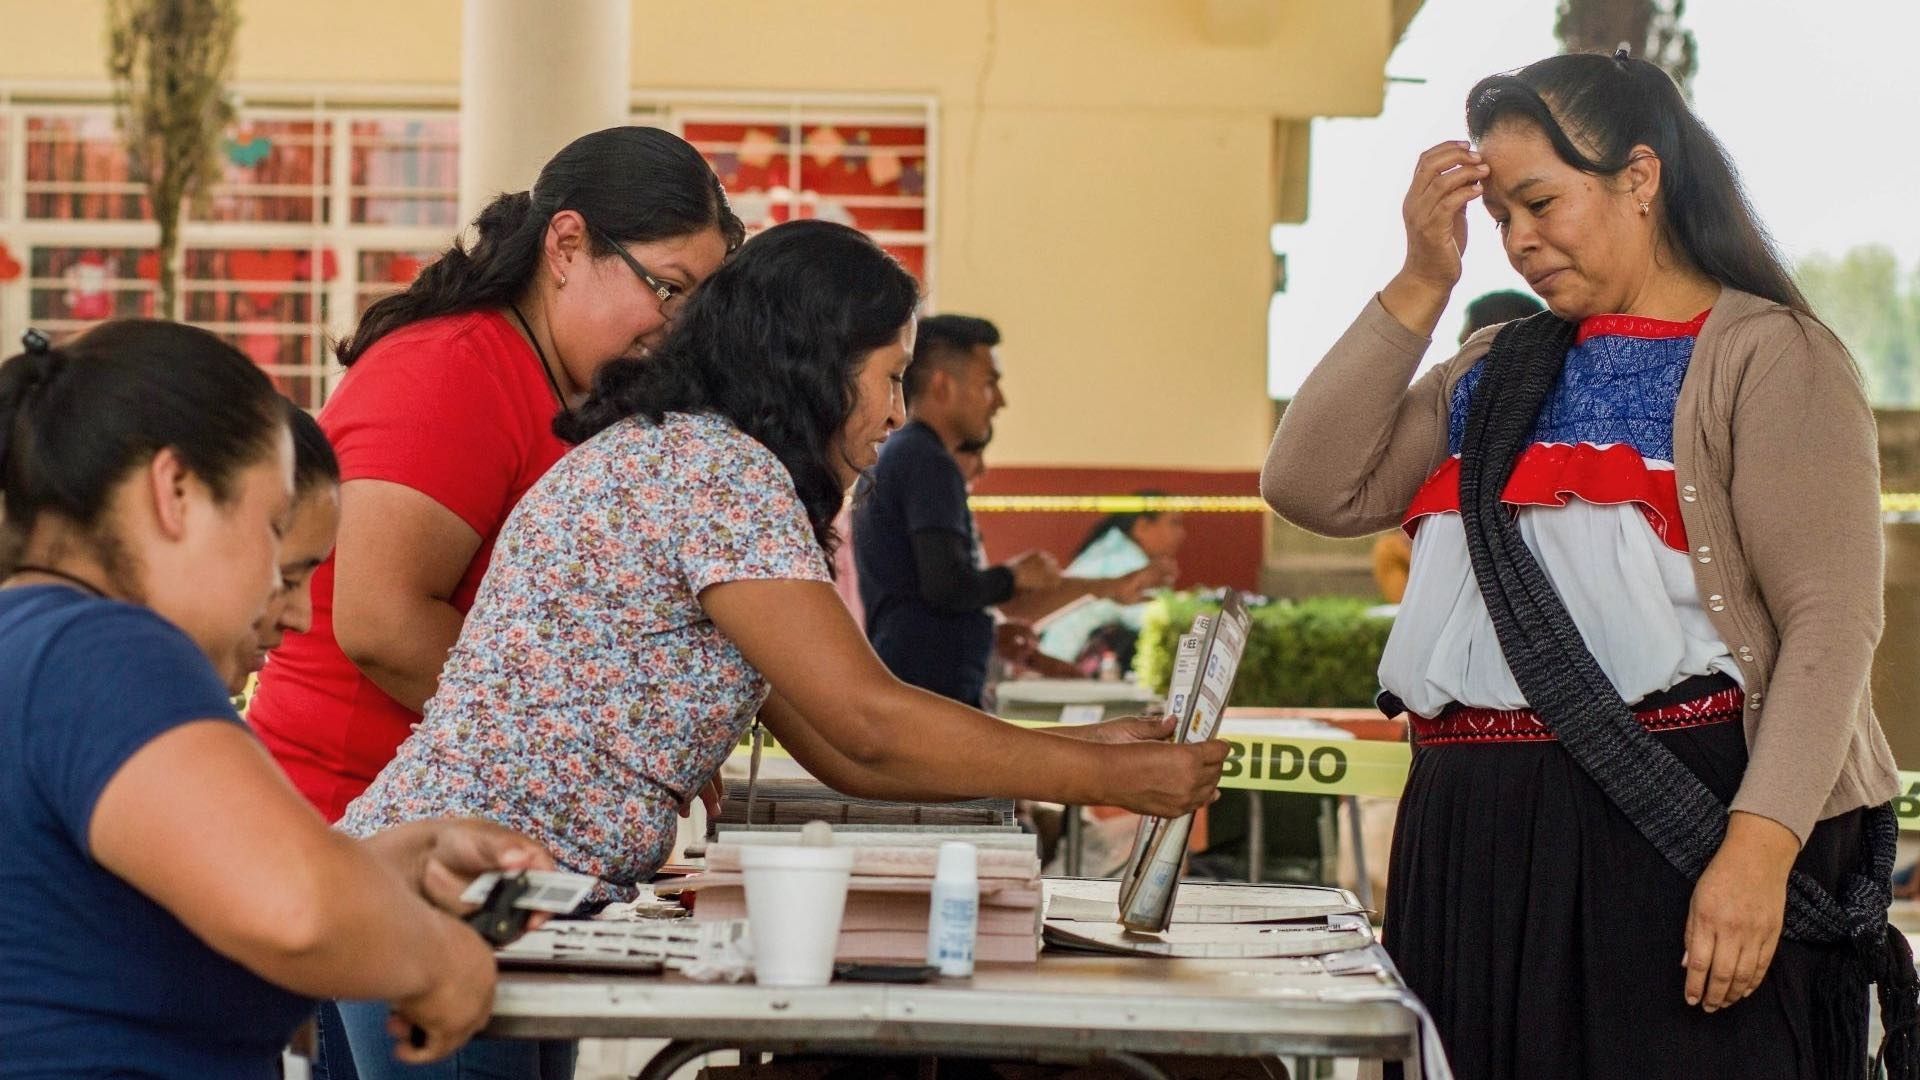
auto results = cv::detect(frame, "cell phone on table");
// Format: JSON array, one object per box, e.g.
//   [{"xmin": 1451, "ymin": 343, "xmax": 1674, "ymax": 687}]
[{"xmin": 834, "ymin": 962, "xmax": 941, "ymax": 983}]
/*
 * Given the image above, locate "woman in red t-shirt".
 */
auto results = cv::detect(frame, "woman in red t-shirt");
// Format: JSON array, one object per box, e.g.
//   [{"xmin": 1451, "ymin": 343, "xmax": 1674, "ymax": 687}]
[{"xmin": 248, "ymin": 126, "xmax": 743, "ymax": 823}]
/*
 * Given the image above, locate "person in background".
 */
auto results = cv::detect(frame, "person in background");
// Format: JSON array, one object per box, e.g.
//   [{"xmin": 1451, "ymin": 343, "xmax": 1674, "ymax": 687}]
[
  {"xmin": 1370, "ymin": 528, "xmax": 1414, "ymax": 605},
  {"xmin": 246, "ymin": 126, "xmax": 742, "ymax": 827},
  {"xmin": 1458, "ymin": 288, "xmax": 1545, "ymax": 346},
  {"xmin": 229, "ymin": 403, "xmax": 340, "ymax": 698},
  {"xmin": 226, "ymin": 401, "xmax": 355, "ymax": 1075},
  {"xmin": 0, "ymin": 321, "xmax": 554, "ymax": 1078},
  {"xmin": 1032, "ymin": 496, "xmax": 1185, "ymax": 672},
  {"xmin": 832, "ymin": 432, "xmax": 994, "ymax": 636},
  {"xmin": 338, "ymin": 224, "xmax": 1229, "ymax": 1073},
  {"xmin": 1370, "ymin": 290, "xmax": 1543, "ymax": 604},
  {"xmin": 952, "ymin": 430, "xmax": 991, "ymax": 487},
  {"xmin": 959, "ymin": 433, "xmax": 1062, "ymax": 679},
  {"xmin": 854, "ymin": 314, "xmax": 1061, "ymax": 706},
  {"xmin": 939, "ymin": 428, "xmax": 1080, "ymax": 682},
  {"xmin": 829, "ymin": 498, "xmax": 866, "ymax": 634}
]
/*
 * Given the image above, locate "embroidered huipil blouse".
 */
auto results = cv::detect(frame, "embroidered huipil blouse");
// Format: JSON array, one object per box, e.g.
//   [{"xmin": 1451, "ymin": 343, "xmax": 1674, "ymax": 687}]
[
  {"xmin": 1265, "ymin": 290, "xmax": 1899, "ymax": 844},
  {"xmin": 1378, "ymin": 311, "xmax": 1744, "ymax": 718}
]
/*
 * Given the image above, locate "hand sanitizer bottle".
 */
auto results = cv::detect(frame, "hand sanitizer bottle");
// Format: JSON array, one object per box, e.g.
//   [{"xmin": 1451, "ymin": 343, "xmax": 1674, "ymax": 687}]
[{"xmin": 926, "ymin": 841, "xmax": 978, "ymax": 977}]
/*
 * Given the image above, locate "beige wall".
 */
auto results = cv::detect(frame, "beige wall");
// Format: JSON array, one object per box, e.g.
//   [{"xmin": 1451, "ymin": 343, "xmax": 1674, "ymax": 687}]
[
  {"xmin": 0, "ymin": 0, "xmax": 466, "ymax": 86},
  {"xmin": 0, "ymin": 0, "xmax": 1406, "ymax": 471}
]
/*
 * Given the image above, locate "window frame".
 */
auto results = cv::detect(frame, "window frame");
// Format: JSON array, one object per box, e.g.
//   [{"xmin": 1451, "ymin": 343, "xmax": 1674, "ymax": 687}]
[{"xmin": 0, "ymin": 82, "xmax": 937, "ymax": 409}]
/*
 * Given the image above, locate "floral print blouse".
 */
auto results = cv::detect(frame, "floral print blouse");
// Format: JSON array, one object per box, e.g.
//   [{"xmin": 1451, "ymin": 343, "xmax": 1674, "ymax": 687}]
[{"xmin": 338, "ymin": 412, "xmax": 830, "ymax": 893}]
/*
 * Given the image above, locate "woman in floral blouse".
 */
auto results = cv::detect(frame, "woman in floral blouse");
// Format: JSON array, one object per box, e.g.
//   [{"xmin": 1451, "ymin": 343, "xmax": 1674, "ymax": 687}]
[{"xmin": 338, "ymin": 220, "xmax": 1226, "ymax": 1077}]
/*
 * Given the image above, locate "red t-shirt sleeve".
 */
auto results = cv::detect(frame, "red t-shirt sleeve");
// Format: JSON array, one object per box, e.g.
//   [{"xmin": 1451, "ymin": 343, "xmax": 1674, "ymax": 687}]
[{"xmin": 321, "ymin": 321, "xmax": 534, "ymax": 537}]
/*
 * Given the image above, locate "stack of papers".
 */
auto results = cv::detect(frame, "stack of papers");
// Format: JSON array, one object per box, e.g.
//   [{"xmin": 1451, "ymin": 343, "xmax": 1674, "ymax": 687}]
[
  {"xmin": 1044, "ymin": 879, "xmax": 1363, "ymax": 924},
  {"xmin": 715, "ymin": 778, "xmax": 1018, "ymax": 830},
  {"xmin": 1043, "ymin": 879, "xmax": 1374, "ymax": 959},
  {"xmin": 678, "ymin": 836, "xmax": 1045, "ymax": 964}
]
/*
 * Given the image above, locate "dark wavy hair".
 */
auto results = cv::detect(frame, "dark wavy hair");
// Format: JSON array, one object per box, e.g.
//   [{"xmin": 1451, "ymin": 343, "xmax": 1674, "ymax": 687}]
[
  {"xmin": 338, "ymin": 126, "xmax": 745, "ymax": 365},
  {"xmin": 1466, "ymin": 52, "xmax": 1810, "ymax": 316},
  {"xmin": 0, "ymin": 322, "xmax": 283, "ymax": 575},
  {"xmin": 558, "ymin": 220, "xmax": 921, "ymax": 556}
]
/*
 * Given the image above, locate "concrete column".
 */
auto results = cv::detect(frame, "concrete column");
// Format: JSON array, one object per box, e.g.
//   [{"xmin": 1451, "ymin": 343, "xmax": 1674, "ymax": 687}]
[{"xmin": 459, "ymin": 0, "xmax": 632, "ymax": 225}]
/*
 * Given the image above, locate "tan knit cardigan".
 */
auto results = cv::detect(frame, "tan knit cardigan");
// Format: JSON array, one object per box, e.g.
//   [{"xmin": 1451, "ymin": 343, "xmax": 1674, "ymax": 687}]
[{"xmin": 1262, "ymin": 288, "xmax": 1900, "ymax": 844}]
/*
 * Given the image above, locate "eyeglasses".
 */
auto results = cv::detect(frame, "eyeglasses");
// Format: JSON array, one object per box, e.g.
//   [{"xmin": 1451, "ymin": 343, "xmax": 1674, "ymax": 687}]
[{"xmin": 588, "ymin": 224, "xmax": 688, "ymax": 319}]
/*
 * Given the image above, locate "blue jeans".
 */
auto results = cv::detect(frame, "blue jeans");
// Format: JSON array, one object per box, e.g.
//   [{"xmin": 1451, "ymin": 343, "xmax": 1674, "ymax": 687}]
[
  {"xmin": 310, "ymin": 1000, "xmax": 362, "ymax": 1080},
  {"xmin": 336, "ymin": 999, "xmax": 577, "ymax": 1080}
]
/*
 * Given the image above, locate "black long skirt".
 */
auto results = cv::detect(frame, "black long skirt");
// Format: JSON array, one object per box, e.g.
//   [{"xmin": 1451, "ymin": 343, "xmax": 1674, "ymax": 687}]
[{"xmin": 1383, "ymin": 715, "xmax": 1868, "ymax": 1080}]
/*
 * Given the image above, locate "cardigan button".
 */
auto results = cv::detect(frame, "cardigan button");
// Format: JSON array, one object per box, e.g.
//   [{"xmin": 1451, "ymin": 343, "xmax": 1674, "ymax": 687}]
[
  {"xmin": 1710, "ymin": 603, "xmax": 1726, "ymax": 612},
  {"xmin": 1697, "ymin": 555, "xmax": 1713, "ymax": 564},
  {"xmin": 1682, "ymin": 483, "xmax": 1698, "ymax": 493},
  {"xmin": 1682, "ymin": 494, "xmax": 1697, "ymax": 503},
  {"xmin": 1695, "ymin": 545, "xmax": 1711, "ymax": 555}
]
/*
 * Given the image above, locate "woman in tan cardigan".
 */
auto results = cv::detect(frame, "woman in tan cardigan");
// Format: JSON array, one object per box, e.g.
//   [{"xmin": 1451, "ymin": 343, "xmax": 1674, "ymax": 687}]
[{"xmin": 1263, "ymin": 51, "xmax": 1907, "ymax": 1079}]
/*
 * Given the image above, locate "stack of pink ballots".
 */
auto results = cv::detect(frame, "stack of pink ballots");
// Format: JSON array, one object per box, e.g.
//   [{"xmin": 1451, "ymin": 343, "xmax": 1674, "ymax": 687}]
[{"xmin": 682, "ymin": 837, "xmax": 1043, "ymax": 964}]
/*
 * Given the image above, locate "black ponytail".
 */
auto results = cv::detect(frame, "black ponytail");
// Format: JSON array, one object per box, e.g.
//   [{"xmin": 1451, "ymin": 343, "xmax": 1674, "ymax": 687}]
[
  {"xmin": 0, "ymin": 321, "xmax": 283, "ymax": 574},
  {"xmin": 338, "ymin": 126, "xmax": 746, "ymax": 366},
  {"xmin": 1466, "ymin": 52, "xmax": 1811, "ymax": 316}
]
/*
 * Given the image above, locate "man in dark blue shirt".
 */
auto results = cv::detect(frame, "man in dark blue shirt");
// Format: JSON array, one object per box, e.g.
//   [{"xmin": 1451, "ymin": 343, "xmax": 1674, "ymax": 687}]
[{"xmin": 854, "ymin": 315, "xmax": 1058, "ymax": 706}]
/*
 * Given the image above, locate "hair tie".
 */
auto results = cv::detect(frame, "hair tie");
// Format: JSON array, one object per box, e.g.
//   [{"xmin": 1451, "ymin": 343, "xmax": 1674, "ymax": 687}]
[
  {"xmin": 1613, "ymin": 45, "xmax": 1633, "ymax": 63},
  {"xmin": 4, "ymin": 329, "xmax": 57, "ymax": 474},
  {"xmin": 15, "ymin": 328, "xmax": 64, "ymax": 389},
  {"xmin": 527, "ymin": 189, "xmax": 562, "ymax": 220}
]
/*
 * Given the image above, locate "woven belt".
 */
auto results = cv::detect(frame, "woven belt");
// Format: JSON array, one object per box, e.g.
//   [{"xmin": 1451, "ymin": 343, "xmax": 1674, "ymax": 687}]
[{"xmin": 1410, "ymin": 683, "xmax": 1744, "ymax": 746}]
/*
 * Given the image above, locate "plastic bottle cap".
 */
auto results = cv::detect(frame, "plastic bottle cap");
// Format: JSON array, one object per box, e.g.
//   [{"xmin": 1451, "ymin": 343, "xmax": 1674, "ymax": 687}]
[{"xmin": 935, "ymin": 841, "xmax": 977, "ymax": 879}]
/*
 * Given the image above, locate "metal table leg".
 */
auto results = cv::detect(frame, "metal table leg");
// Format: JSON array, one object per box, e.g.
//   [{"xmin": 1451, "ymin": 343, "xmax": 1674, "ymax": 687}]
[
  {"xmin": 1064, "ymin": 804, "xmax": 1084, "ymax": 878},
  {"xmin": 1246, "ymin": 792, "xmax": 1265, "ymax": 885},
  {"xmin": 632, "ymin": 1040, "xmax": 727, "ymax": 1080},
  {"xmin": 1098, "ymin": 1051, "xmax": 1176, "ymax": 1080},
  {"xmin": 1345, "ymin": 795, "xmax": 1375, "ymax": 912},
  {"xmin": 634, "ymin": 1042, "xmax": 1183, "ymax": 1080}
]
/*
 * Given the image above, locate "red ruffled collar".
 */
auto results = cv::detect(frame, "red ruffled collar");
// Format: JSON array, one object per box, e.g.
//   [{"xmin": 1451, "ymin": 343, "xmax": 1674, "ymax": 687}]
[{"xmin": 1574, "ymin": 309, "xmax": 1711, "ymax": 347}]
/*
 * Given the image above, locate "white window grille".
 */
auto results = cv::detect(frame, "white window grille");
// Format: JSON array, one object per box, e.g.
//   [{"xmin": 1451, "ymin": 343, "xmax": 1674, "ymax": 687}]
[
  {"xmin": 0, "ymin": 85, "xmax": 935, "ymax": 410},
  {"xmin": 637, "ymin": 93, "xmax": 937, "ymax": 296}
]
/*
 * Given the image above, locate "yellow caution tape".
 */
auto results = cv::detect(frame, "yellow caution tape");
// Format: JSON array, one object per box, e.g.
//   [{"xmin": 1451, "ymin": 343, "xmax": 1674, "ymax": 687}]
[
  {"xmin": 966, "ymin": 493, "xmax": 1920, "ymax": 515},
  {"xmin": 729, "ymin": 722, "xmax": 1407, "ymax": 799},
  {"xmin": 735, "ymin": 728, "xmax": 1920, "ymax": 827},
  {"xmin": 967, "ymin": 494, "xmax": 1269, "ymax": 514},
  {"xmin": 1895, "ymin": 773, "xmax": 1920, "ymax": 832},
  {"xmin": 1213, "ymin": 734, "xmax": 1411, "ymax": 798}
]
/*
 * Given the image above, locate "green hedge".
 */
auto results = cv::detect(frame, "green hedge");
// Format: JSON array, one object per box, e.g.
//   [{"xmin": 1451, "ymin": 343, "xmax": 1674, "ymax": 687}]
[{"xmin": 1133, "ymin": 592, "xmax": 1394, "ymax": 709}]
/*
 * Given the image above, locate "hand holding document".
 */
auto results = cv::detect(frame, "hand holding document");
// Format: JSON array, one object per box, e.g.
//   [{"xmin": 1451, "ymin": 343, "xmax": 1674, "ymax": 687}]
[{"xmin": 1115, "ymin": 592, "xmax": 1252, "ymax": 932}]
